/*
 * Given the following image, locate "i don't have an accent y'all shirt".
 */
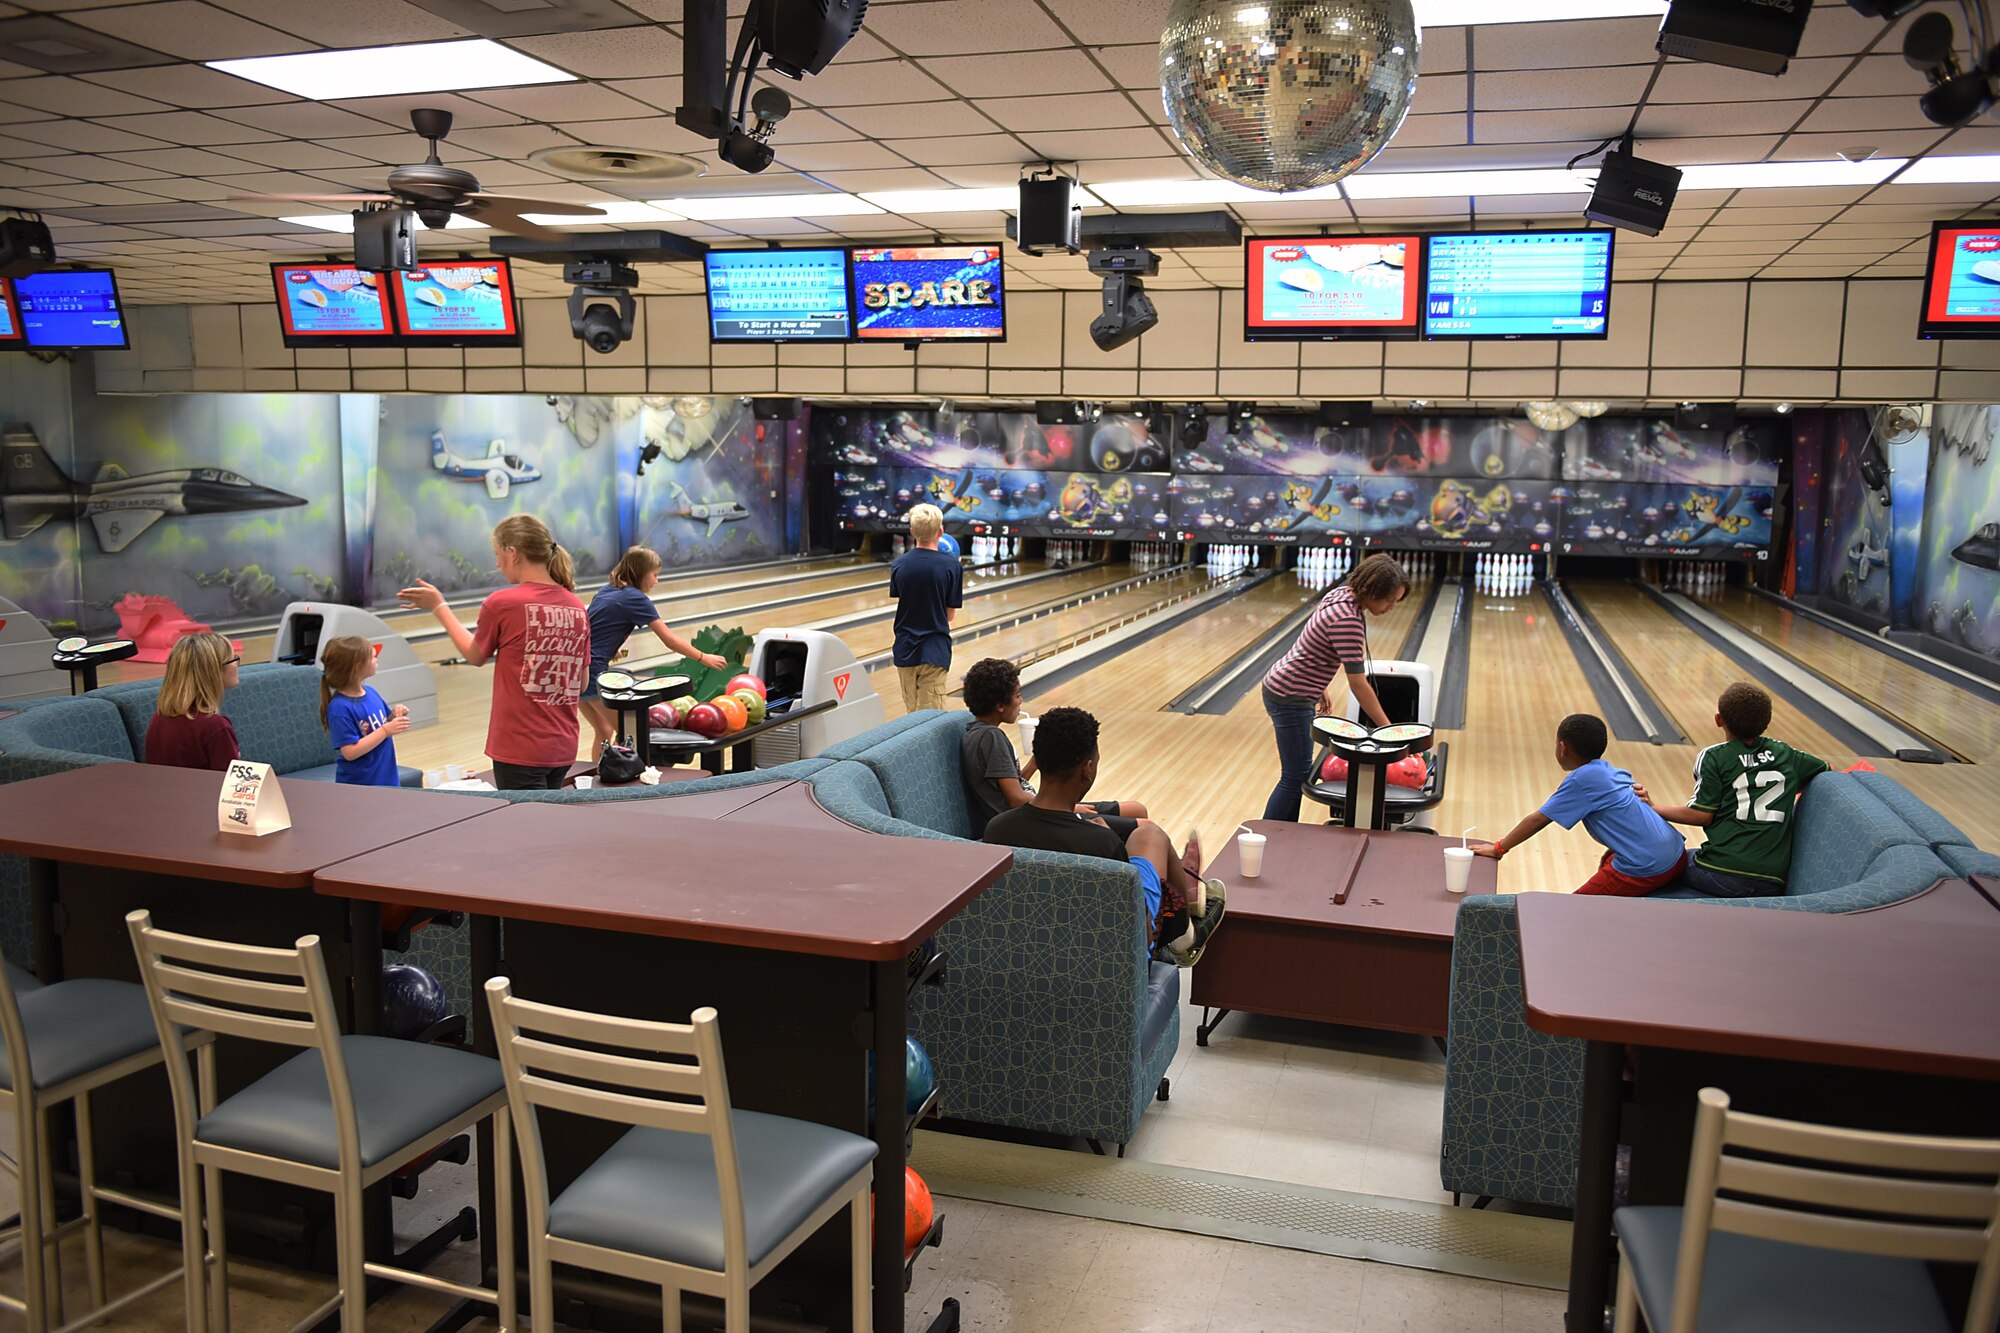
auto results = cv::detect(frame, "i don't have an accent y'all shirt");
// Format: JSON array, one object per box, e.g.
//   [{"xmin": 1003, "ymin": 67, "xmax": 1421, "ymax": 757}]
[
  {"xmin": 472, "ymin": 582, "xmax": 588, "ymax": 768},
  {"xmin": 1686, "ymin": 737, "xmax": 1829, "ymax": 883}
]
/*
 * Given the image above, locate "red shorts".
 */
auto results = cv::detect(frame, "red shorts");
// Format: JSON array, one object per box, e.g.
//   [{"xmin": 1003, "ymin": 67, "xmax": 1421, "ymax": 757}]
[{"xmin": 1575, "ymin": 848, "xmax": 1687, "ymax": 897}]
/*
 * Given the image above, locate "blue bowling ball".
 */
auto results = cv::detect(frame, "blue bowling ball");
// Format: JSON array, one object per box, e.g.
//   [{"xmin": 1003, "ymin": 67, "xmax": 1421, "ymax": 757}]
[
  {"xmin": 380, "ymin": 964, "xmax": 448, "ymax": 1041},
  {"xmin": 867, "ymin": 1036, "xmax": 940, "ymax": 1117},
  {"xmin": 935, "ymin": 533, "xmax": 961, "ymax": 558}
]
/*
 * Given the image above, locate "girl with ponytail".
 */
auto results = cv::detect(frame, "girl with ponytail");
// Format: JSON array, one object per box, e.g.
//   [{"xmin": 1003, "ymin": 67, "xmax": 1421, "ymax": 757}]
[
  {"xmin": 398, "ymin": 514, "xmax": 589, "ymax": 790},
  {"xmin": 579, "ymin": 545, "xmax": 727, "ymax": 749}
]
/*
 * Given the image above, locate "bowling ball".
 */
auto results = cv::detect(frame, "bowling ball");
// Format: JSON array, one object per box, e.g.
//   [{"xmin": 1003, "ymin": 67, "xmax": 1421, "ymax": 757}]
[
  {"xmin": 726, "ymin": 673, "xmax": 766, "ymax": 700},
  {"xmin": 732, "ymin": 689, "xmax": 767, "ymax": 725},
  {"xmin": 684, "ymin": 702, "xmax": 727, "ymax": 738},
  {"xmin": 905, "ymin": 1036, "xmax": 936, "ymax": 1113},
  {"xmin": 905, "ymin": 1167, "xmax": 934, "ymax": 1254},
  {"xmin": 380, "ymin": 964, "xmax": 448, "ymax": 1041},
  {"xmin": 935, "ymin": 533, "xmax": 960, "ymax": 558},
  {"xmin": 712, "ymin": 695, "xmax": 748, "ymax": 732},
  {"xmin": 648, "ymin": 702, "xmax": 677, "ymax": 729}
]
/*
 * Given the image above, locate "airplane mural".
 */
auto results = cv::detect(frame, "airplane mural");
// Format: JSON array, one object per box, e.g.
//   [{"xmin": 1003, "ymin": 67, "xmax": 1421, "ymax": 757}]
[
  {"xmin": 431, "ymin": 430, "xmax": 542, "ymax": 500},
  {"xmin": 1, "ymin": 422, "xmax": 307, "ymax": 554},
  {"xmin": 667, "ymin": 481, "xmax": 749, "ymax": 538}
]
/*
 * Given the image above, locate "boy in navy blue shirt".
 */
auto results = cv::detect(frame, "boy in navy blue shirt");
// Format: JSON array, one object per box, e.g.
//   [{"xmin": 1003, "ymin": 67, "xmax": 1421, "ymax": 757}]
[
  {"xmin": 889, "ymin": 503, "xmax": 962, "ymax": 713},
  {"xmin": 1474, "ymin": 713, "xmax": 1686, "ymax": 895}
]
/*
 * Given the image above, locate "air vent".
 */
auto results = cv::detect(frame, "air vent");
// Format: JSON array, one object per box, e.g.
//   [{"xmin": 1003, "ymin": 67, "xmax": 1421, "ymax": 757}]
[
  {"xmin": 0, "ymin": 16, "xmax": 175, "ymax": 73},
  {"xmin": 528, "ymin": 146, "xmax": 704, "ymax": 183}
]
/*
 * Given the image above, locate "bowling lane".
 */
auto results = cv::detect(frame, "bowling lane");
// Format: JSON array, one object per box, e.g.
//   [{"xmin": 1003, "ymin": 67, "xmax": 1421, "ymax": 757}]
[{"xmin": 1707, "ymin": 587, "xmax": 2000, "ymax": 764}]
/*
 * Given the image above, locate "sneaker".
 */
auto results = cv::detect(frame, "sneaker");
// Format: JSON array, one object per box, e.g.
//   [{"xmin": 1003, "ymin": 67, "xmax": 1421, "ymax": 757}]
[
  {"xmin": 1181, "ymin": 827, "xmax": 1203, "ymax": 882},
  {"xmin": 1191, "ymin": 875, "xmax": 1225, "ymax": 919},
  {"xmin": 1171, "ymin": 884, "xmax": 1228, "ymax": 967}
]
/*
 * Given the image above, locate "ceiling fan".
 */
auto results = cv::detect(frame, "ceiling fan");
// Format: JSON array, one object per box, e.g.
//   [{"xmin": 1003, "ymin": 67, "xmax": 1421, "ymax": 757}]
[{"xmin": 231, "ymin": 108, "xmax": 603, "ymax": 243}]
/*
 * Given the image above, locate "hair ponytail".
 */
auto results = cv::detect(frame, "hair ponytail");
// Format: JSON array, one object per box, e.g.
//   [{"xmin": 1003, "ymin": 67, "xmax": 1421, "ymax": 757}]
[
  {"xmin": 547, "ymin": 541, "xmax": 575, "ymax": 591},
  {"xmin": 491, "ymin": 514, "xmax": 574, "ymax": 590}
]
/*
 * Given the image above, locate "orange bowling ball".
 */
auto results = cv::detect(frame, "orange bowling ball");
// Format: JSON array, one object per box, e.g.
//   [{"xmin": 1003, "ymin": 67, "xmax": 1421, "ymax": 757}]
[
  {"xmin": 904, "ymin": 1167, "xmax": 934, "ymax": 1253},
  {"xmin": 712, "ymin": 695, "xmax": 748, "ymax": 732}
]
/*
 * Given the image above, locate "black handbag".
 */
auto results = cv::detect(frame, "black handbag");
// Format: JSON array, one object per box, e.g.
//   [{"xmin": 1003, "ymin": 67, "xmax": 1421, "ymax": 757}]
[{"xmin": 595, "ymin": 741, "xmax": 645, "ymax": 785}]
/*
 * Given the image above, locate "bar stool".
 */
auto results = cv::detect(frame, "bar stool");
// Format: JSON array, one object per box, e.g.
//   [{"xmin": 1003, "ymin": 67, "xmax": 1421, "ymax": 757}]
[
  {"xmin": 125, "ymin": 911, "xmax": 516, "ymax": 1333},
  {"xmin": 484, "ymin": 978, "xmax": 878, "ymax": 1333},
  {"xmin": 0, "ymin": 955, "xmax": 212, "ymax": 1333}
]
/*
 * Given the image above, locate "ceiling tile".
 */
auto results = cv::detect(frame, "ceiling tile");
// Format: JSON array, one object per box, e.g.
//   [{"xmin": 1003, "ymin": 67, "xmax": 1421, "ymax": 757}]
[
  {"xmin": 1652, "ymin": 56, "xmax": 1846, "ymax": 103},
  {"xmin": 68, "ymin": 1, "xmax": 313, "ymax": 60},
  {"xmin": 2, "ymin": 71, "xmax": 169, "ymax": 114},
  {"xmin": 891, "ymin": 133, "xmax": 1035, "ymax": 168},
  {"xmin": 784, "ymin": 59, "xmax": 950, "ymax": 108},
  {"xmin": 211, "ymin": 0, "xmax": 468, "ymax": 44},
  {"xmin": 773, "ymin": 139, "xmax": 913, "ymax": 171},
  {"xmin": 1094, "ymin": 42, "xmax": 1157, "ymax": 91},
  {"xmin": 1035, "ymin": 0, "xmax": 1166, "ymax": 49},
  {"xmin": 1472, "ymin": 15, "xmax": 1659, "ymax": 70},
  {"xmin": 546, "ymin": 115, "xmax": 709, "ymax": 153},
  {"xmin": 324, "ymin": 91, "xmax": 525, "ymax": 131},
  {"xmin": 1477, "ymin": 65, "xmax": 1655, "ymax": 112},
  {"xmin": 977, "ymin": 89, "xmax": 1147, "ymax": 135},
  {"xmin": 79, "ymin": 60, "xmax": 292, "ymax": 107},
  {"xmin": 94, "ymin": 108, "xmax": 281, "ymax": 144},
  {"xmin": 215, "ymin": 102, "xmax": 397, "ymax": 139},
  {"xmin": 215, "ymin": 140, "xmax": 382, "ymax": 170},
  {"xmin": 1013, "ymin": 125, "xmax": 1176, "ymax": 161},
  {"xmin": 448, "ymin": 122, "xmax": 581, "ymax": 157},
  {"xmin": 506, "ymin": 24, "xmax": 677, "ymax": 80},
  {"xmin": 2, "ymin": 116, "xmax": 167, "ymax": 151},
  {"xmin": 863, "ymin": 0, "xmax": 1071, "ymax": 55},
  {"xmin": 923, "ymin": 49, "xmax": 1110, "ymax": 98},
  {"xmin": 471, "ymin": 81, "xmax": 654, "ymax": 121},
  {"xmin": 839, "ymin": 99, "xmax": 999, "ymax": 139}
]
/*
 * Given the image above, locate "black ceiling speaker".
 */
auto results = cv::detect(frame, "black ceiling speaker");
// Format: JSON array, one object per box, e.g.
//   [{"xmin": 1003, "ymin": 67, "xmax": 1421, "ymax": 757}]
[
  {"xmin": 0, "ymin": 216, "xmax": 56, "ymax": 279},
  {"xmin": 1657, "ymin": 0, "xmax": 1812, "ymax": 75},
  {"xmin": 1585, "ymin": 142, "xmax": 1683, "ymax": 237},
  {"xmin": 757, "ymin": 0, "xmax": 870, "ymax": 79},
  {"xmin": 1016, "ymin": 173, "xmax": 1081, "ymax": 256}
]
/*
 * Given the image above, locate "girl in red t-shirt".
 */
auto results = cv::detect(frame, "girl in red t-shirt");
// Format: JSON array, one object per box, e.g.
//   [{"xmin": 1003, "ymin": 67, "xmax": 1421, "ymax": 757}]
[
  {"xmin": 145, "ymin": 631, "xmax": 242, "ymax": 772},
  {"xmin": 399, "ymin": 514, "xmax": 589, "ymax": 790}
]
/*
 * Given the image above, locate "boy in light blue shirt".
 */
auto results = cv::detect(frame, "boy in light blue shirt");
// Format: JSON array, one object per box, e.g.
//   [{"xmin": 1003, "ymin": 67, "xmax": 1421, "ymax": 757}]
[{"xmin": 1473, "ymin": 713, "xmax": 1686, "ymax": 895}]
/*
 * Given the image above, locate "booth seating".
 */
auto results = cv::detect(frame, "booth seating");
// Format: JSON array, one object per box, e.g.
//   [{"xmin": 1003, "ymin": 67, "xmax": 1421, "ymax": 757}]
[
  {"xmin": 796, "ymin": 712, "xmax": 1178, "ymax": 1152},
  {"xmin": 127, "ymin": 912, "xmax": 515, "ymax": 1333},
  {"xmin": 0, "ymin": 955, "xmax": 212, "ymax": 1331},
  {"xmin": 1441, "ymin": 771, "xmax": 1996, "ymax": 1210},
  {"xmin": 485, "ymin": 980, "xmax": 878, "ymax": 1333}
]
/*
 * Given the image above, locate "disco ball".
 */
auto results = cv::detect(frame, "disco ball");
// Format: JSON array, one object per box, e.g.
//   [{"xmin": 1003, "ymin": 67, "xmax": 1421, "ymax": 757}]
[{"xmin": 1160, "ymin": 0, "xmax": 1421, "ymax": 193}]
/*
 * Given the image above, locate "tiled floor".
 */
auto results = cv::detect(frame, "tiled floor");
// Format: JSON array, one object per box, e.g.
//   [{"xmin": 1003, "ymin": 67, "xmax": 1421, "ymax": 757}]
[{"xmin": 0, "ymin": 1007, "xmax": 1563, "ymax": 1332}]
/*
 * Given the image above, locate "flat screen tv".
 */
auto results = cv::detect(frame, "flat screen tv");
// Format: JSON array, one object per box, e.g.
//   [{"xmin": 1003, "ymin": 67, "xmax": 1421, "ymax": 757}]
[
  {"xmin": 704, "ymin": 247, "xmax": 852, "ymax": 342},
  {"xmin": 1244, "ymin": 235, "xmax": 1422, "ymax": 340},
  {"xmin": 850, "ymin": 243, "xmax": 1007, "ymax": 342},
  {"xmin": 15, "ymin": 268, "xmax": 129, "ymax": 350},
  {"xmin": 389, "ymin": 259, "xmax": 521, "ymax": 347},
  {"xmin": 0, "ymin": 277, "xmax": 22, "ymax": 349},
  {"xmin": 1917, "ymin": 220, "xmax": 2000, "ymax": 340},
  {"xmin": 1423, "ymin": 230, "xmax": 1614, "ymax": 341},
  {"xmin": 271, "ymin": 263, "xmax": 399, "ymax": 347}
]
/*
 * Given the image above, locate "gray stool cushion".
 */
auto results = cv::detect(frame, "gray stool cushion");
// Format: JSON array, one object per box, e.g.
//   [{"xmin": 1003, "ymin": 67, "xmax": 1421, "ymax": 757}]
[
  {"xmin": 197, "ymin": 1035, "xmax": 502, "ymax": 1170},
  {"xmin": 548, "ymin": 1110, "xmax": 878, "ymax": 1271},
  {"xmin": 0, "ymin": 978, "xmax": 161, "ymax": 1093},
  {"xmin": 1615, "ymin": 1205, "xmax": 1952, "ymax": 1333},
  {"xmin": 6, "ymin": 962, "xmax": 44, "ymax": 995}
]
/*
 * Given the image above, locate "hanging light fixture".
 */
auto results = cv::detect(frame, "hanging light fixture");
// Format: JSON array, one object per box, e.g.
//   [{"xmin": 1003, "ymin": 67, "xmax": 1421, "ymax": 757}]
[
  {"xmin": 672, "ymin": 396, "xmax": 712, "ymax": 420},
  {"xmin": 1565, "ymin": 400, "xmax": 1611, "ymax": 419},
  {"xmin": 1522, "ymin": 401, "xmax": 1581, "ymax": 432}
]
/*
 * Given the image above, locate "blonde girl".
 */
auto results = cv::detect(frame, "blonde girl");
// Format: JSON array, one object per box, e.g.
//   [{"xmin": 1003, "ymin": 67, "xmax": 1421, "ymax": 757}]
[{"xmin": 145, "ymin": 631, "xmax": 241, "ymax": 772}]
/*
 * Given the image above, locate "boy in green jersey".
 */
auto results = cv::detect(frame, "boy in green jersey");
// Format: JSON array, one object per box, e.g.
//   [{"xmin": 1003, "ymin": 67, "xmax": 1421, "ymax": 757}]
[{"xmin": 1643, "ymin": 682, "xmax": 1829, "ymax": 898}]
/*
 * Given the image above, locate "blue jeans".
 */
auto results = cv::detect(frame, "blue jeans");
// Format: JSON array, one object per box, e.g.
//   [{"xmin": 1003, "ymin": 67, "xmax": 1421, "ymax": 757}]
[
  {"xmin": 1262, "ymin": 684, "xmax": 1319, "ymax": 822},
  {"xmin": 1678, "ymin": 857, "xmax": 1771, "ymax": 899}
]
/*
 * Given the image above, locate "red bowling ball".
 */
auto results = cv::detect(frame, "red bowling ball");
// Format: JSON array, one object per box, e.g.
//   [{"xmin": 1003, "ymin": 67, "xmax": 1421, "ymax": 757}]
[
  {"xmin": 683, "ymin": 702, "xmax": 728, "ymax": 738},
  {"xmin": 725, "ymin": 673, "xmax": 766, "ymax": 700},
  {"xmin": 648, "ymin": 702, "xmax": 678, "ymax": 729}
]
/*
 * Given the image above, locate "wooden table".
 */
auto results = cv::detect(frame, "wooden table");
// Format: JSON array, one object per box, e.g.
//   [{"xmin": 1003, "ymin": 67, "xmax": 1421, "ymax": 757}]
[
  {"xmin": 1190, "ymin": 821, "xmax": 1494, "ymax": 1045},
  {"xmin": 315, "ymin": 803, "xmax": 1012, "ymax": 1333},
  {"xmin": 1518, "ymin": 886, "xmax": 2000, "ymax": 1332},
  {"xmin": 0, "ymin": 763, "xmax": 503, "ymax": 1281}
]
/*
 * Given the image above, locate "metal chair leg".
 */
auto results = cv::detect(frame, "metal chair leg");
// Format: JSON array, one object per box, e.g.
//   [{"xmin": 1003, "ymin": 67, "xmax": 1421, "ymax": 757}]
[
  {"xmin": 493, "ymin": 1108, "xmax": 516, "ymax": 1333},
  {"xmin": 16, "ymin": 1096, "xmax": 47, "ymax": 1333},
  {"xmin": 334, "ymin": 1188, "xmax": 366, "ymax": 1333},
  {"xmin": 1612, "ymin": 1247, "xmax": 1639, "ymax": 1333},
  {"xmin": 75, "ymin": 1092, "xmax": 107, "ymax": 1314},
  {"xmin": 850, "ymin": 1187, "xmax": 871, "ymax": 1333},
  {"xmin": 203, "ymin": 1164, "xmax": 230, "ymax": 1333},
  {"xmin": 663, "ymin": 1284, "xmax": 682, "ymax": 1333},
  {"xmin": 176, "ymin": 1140, "xmax": 207, "ymax": 1333},
  {"xmin": 35, "ymin": 1108, "xmax": 64, "ymax": 1330}
]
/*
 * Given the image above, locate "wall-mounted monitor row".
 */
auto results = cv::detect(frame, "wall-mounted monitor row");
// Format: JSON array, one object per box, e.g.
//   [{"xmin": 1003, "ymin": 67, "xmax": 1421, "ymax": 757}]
[
  {"xmin": 1245, "ymin": 229, "xmax": 1615, "ymax": 343},
  {"xmin": 1917, "ymin": 220, "xmax": 2000, "ymax": 340},
  {"xmin": 704, "ymin": 243, "xmax": 1008, "ymax": 345},
  {"xmin": 0, "ymin": 269, "xmax": 131, "ymax": 350},
  {"xmin": 272, "ymin": 259, "xmax": 522, "ymax": 349}
]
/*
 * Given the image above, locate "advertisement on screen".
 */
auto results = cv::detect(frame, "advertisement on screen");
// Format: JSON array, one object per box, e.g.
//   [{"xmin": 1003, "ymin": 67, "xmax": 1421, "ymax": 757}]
[
  {"xmin": 272, "ymin": 264, "xmax": 395, "ymax": 344},
  {"xmin": 1424, "ymin": 230, "xmax": 1613, "ymax": 340},
  {"xmin": 16, "ymin": 269, "xmax": 128, "ymax": 349},
  {"xmin": 1244, "ymin": 236, "xmax": 1420, "ymax": 339},
  {"xmin": 390, "ymin": 262, "xmax": 519, "ymax": 343},
  {"xmin": 1919, "ymin": 223, "xmax": 2000, "ymax": 338},
  {"xmin": 851, "ymin": 244, "xmax": 1005, "ymax": 342},
  {"xmin": 705, "ymin": 248, "xmax": 852, "ymax": 342}
]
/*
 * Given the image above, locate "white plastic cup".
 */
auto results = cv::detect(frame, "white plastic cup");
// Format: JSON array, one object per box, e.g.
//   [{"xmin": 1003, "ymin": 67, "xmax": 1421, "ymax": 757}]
[
  {"xmin": 573, "ymin": 775, "xmax": 594, "ymax": 791},
  {"xmin": 1017, "ymin": 715, "xmax": 1037, "ymax": 757},
  {"xmin": 1443, "ymin": 846, "xmax": 1474, "ymax": 894},
  {"xmin": 1238, "ymin": 831, "xmax": 1267, "ymax": 879},
  {"xmin": 422, "ymin": 769, "xmax": 444, "ymax": 789},
  {"xmin": 444, "ymin": 763, "xmax": 466, "ymax": 782}
]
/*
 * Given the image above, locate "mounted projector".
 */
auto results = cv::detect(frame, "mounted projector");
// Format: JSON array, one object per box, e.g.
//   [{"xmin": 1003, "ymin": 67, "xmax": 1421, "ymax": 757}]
[
  {"xmin": 352, "ymin": 207, "xmax": 417, "ymax": 273},
  {"xmin": 0, "ymin": 215, "xmax": 56, "ymax": 280},
  {"xmin": 1016, "ymin": 170, "xmax": 1081, "ymax": 257},
  {"xmin": 1087, "ymin": 244, "xmax": 1160, "ymax": 352},
  {"xmin": 1585, "ymin": 143, "xmax": 1683, "ymax": 237},
  {"xmin": 1657, "ymin": 0, "xmax": 1811, "ymax": 76}
]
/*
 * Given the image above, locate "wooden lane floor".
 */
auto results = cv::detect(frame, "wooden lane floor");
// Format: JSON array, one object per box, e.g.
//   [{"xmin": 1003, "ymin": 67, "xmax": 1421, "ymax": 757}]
[
  {"xmin": 870, "ymin": 566, "xmax": 1219, "ymax": 719},
  {"xmin": 1705, "ymin": 586, "xmax": 2000, "ymax": 765}
]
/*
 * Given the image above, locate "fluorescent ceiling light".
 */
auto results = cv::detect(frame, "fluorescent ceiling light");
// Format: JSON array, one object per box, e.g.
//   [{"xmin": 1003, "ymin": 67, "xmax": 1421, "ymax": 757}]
[
  {"xmin": 859, "ymin": 185, "xmax": 1104, "ymax": 214},
  {"xmin": 210, "ymin": 39, "xmax": 574, "ymax": 100},
  {"xmin": 1892, "ymin": 154, "xmax": 2000, "ymax": 184},
  {"xmin": 1092, "ymin": 179, "xmax": 1342, "ymax": 206},
  {"xmin": 280, "ymin": 213, "xmax": 487, "ymax": 232},
  {"xmin": 650, "ymin": 192, "xmax": 883, "ymax": 221},
  {"xmin": 1343, "ymin": 167, "xmax": 1597, "ymax": 199},
  {"xmin": 1679, "ymin": 158, "xmax": 1905, "ymax": 190},
  {"xmin": 1414, "ymin": 0, "xmax": 1666, "ymax": 24},
  {"xmin": 520, "ymin": 200, "xmax": 684, "ymax": 226}
]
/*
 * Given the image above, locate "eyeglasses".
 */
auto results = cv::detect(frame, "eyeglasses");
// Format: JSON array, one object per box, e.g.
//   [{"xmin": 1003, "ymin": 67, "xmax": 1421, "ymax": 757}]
[{"xmin": 226, "ymin": 656, "xmax": 241, "ymax": 666}]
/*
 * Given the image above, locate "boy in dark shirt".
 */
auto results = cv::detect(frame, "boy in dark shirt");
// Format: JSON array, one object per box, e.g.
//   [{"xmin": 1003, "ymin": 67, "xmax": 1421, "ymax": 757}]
[
  {"xmin": 1641, "ymin": 682, "xmax": 1829, "ymax": 898},
  {"xmin": 959, "ymin": 657, "xmax": 1149, "ymax": 837},
  {"xmin": 889, "ymin": 503, "xmax": 963, "ymax": 713},
  {"xmin": 983, "ymin": 706, "xmax": 1224, "ymax": 966}
]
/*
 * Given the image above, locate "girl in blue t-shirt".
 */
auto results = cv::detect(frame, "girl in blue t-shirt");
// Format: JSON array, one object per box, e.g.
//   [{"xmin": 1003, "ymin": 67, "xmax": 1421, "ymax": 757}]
[
  {"xmin": 581, "ymin": 546, "xmax": 728, "ymax": 749},
  {"xmin": 320, "ymin": 635, "xmax": 409, "ymax": 786}
]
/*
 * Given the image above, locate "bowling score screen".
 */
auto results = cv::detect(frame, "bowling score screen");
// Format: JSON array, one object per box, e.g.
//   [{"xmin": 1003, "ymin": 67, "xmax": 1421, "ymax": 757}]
[
  {"xmin": 706, "ymin": 248, "xmax": 853, "ymax": 342},
  {"xmin": 1245, "ymin": 235, "xmax": 1421, "ymax": 339},
  {"xmin": 1423, "ymin": 230, "xmax": 1613, "ymax": 341}
]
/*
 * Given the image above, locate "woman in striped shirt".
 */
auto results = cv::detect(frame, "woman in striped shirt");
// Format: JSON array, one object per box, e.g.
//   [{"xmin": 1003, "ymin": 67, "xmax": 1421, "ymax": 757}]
[{"xmin": 1259, "ymin": 553, "xmax": 1410, "ymax": 821}]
